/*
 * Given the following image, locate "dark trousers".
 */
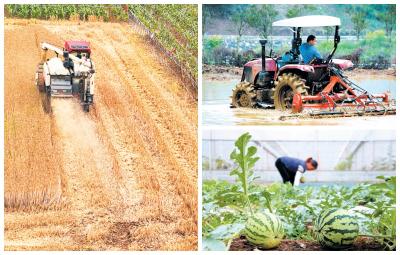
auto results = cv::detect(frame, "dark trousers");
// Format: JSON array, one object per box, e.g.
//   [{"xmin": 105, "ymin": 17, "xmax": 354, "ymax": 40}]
[{"xmin": 275, "ymin": 159, "xmax": 295, "ymax": 185}]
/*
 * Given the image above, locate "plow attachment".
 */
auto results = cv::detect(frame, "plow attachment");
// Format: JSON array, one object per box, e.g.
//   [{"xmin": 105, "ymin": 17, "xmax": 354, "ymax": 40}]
[{"xmin": 291, "ymin": 72, "xmax": 396, "ymax": 117}]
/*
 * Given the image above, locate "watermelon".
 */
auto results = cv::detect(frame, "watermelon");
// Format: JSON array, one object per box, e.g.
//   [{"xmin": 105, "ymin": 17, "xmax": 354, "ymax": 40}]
[
  {"xmin": 244, "ymin": 212, "xmax": 284, "ymax": 249},
  {"xmin": 314, "ymin": 208, "xmax": 359, "ymax": 249}
]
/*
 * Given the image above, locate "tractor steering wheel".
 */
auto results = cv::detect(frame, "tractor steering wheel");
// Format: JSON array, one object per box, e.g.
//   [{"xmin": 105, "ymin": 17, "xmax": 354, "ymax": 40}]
[
  {"xmin": 309, "ymin": 58, "xmax": 324, "ymax": 65},
  {"xmin": 309, "ymin": 58, "xmax": 317, "ymax": 65}
]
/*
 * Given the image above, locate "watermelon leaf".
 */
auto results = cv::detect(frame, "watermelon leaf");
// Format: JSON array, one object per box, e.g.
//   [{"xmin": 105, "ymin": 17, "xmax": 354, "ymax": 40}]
[
  {"xmin": 229, "ymin": 132, "xmax": 260, "ymax": 215},
  {"xmin": 208, "ymin": 223, "xmax": 245, "ymax": 241},
  {"xmin": 202, "ymin": 238, "xmax": 227, "ymax": 251}
]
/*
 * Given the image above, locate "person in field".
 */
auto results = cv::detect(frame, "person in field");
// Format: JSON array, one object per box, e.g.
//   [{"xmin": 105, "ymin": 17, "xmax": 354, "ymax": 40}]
[
  {"xmin": 275, "ymin": 156, "xmax": 318, "ymax": 186},
  {"xmin": 300, "ymin": 35, "xmax": 323, "ymax": 64}
]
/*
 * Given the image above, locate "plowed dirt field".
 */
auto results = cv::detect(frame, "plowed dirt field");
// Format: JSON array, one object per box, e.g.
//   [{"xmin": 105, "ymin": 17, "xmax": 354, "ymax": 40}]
[{"xmin": 4, "ymin": 19, "xmax": 197, "ymax": 251}]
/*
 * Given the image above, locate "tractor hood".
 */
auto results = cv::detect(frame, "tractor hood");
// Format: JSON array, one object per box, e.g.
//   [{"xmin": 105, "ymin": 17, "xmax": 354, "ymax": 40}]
[
  {"xmin": 272, "ymin": 15, "xmax": 341, "ymax": 27},
  {"xmin": 243, "ymin": 58, "xmax": 277, "ymax": 84},
  {"xmin": 332, "ymin": 59, "xmax": 354, "ymax": 70},
  {"xmin": 244, "ymin": 58, "xmax": 277, "ymax": 72}
]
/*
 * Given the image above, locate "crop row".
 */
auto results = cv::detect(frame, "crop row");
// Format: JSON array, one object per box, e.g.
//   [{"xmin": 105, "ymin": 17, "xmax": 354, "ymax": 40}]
[
  {"xmin": 129, "ymin": 4, "xmax": 198, "ymax": 78},
  {"xmin": 5, "ymin": 4, "xmax": 128, "ymax": 22}
]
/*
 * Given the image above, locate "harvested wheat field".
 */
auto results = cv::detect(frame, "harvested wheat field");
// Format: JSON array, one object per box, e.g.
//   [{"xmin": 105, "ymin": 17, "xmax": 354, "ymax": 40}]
[{"xmin": 4, "ymin": 19, "xmax": 197, "ymax": 250}]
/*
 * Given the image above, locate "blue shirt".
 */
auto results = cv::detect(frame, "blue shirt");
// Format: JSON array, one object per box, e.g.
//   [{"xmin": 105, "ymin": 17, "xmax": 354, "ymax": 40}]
[
  {"xmin": 299, "ymin": 43, "xmax": 322, "ymax": 64},
  {"xmin": 278, "ymin": 156, "xmax": 307, "ymax": 174}
]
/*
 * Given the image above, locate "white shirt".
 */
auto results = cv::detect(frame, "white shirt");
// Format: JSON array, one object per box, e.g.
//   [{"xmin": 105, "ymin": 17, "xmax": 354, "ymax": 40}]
[{"xmin": 293, "ymin": 165, "xmax": 305, "ymax": 186}]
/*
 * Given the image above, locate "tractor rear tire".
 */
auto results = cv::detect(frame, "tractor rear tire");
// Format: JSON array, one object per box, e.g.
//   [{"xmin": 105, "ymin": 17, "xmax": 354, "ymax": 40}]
[
  {"xmin": 274, "ymin": 73, "xmax": 308, "ymax": 111},
  {"xmin": 231, "ymin": 82, "xmax": 257, "ymax": 108}
]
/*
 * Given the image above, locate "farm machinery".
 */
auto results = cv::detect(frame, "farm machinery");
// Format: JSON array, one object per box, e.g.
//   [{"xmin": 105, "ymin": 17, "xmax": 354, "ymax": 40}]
[
  {"xmin": 35, "ymin": 41, "xmax": 95, "ymax": 113},
  {"xmin": 231, "ymin": 15, "xmax": 395, "ymax": 117}
]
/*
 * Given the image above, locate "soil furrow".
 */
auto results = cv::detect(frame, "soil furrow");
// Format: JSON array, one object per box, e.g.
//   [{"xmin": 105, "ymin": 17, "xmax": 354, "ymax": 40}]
[
  {"xmin": 90, "ymin": 42, "xmax": 197, "ymax": 218},
  {"xmin": 93, "ymin": 27, "xmax": 197, "ymax": 179},
  {"xmin": 90, "ymin": 25, "xmax": 197, "ymax": 163}
]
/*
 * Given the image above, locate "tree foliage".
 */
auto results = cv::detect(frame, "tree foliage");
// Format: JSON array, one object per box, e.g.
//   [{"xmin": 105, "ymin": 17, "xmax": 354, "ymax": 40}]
[
  {"xmin": 248, "ymin": 5, "xmax": 278, "ymax": 39},
  {"xmin": 203, "ymin": 4, "xmax": 395, "ymax": 37},
  {"xmin": 286, "ymin": 4, "xmax": 317, "ymax": 18},
  {"xmin": 348, "ymin": 6, "xmax": 368, "ymax": 40},
  {"xmin": 375, "ymin": 5, "xmax": 396, "ymax": 41},
  {"xmin": 230, "ymin": 5, "xmax": 252, "ymax": 38}
]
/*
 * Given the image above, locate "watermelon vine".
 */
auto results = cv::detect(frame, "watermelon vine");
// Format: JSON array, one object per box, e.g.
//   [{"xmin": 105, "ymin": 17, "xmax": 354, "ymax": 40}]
[{"xmin": 203, "ymin": 133, "xmax": 396, "ymax": 251}]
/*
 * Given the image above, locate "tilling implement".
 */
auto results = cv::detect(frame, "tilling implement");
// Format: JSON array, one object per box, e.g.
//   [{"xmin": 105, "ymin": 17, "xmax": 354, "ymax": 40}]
[
  {"xmin": 231, "ymin": 15, "xmax": 395, "ymax": 117},
  {"xmin": 35, "ymin": 41, "xmax": 95, "ymax": 113}
]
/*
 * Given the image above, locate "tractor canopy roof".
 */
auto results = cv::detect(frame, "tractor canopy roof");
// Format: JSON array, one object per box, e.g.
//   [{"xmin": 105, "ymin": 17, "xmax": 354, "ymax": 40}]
[
  {"xmin": 64, "ymin": 40, "xmax": 91, "ymax": 53},
  {"xmin": 272, "ymin": 15, "xmax": 341, "ymax": 28}
]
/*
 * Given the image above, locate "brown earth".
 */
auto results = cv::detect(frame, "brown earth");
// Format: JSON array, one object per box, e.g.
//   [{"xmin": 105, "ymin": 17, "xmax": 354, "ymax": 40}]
[
  {"xmin": 229, "ymin": 236, "xmax": 384, "ymax": 251},
  {"xmin": 202, "ymin": 65, "xmax": 242, "ymax": 81},
  {"xmin": 4, "ymin": 19, "xmax": 197, "ymax": 251},
  {"xmin": 202, "ymin": 64, "xmax": 396, "ymax": 81}
]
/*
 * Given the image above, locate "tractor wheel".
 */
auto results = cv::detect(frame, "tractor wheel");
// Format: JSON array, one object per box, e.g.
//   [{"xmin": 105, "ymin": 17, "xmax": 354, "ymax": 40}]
[
  {"xmin": 40, "ymin": 88, "xmax": 52, "ymax": 114},
  {"xmin": 231, "ymin": 82, "xmax": 257, "ymax": 108},
  {"xmin": 36, "ymin": 63, "xmax": 45, "ymax": 93},
  {"xmin": 273, "ymin": 73, "xmax": 308, "ymax": 111},
  {"xmin": 83, "ymin": 104, "xmax": 90, "ymax": 112}
]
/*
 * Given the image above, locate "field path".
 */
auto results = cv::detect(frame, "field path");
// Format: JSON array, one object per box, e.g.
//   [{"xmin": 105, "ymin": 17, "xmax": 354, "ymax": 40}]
[{"xmin": 5, "ymin": 20, "xmax": 197, "ymax": 251}]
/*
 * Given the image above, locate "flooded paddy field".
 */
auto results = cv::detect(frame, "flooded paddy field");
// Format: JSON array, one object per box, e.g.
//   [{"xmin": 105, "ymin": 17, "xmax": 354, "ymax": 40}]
[{"xmin": 202, "ymin": 69, "xmax": 396, "ymax": 126}]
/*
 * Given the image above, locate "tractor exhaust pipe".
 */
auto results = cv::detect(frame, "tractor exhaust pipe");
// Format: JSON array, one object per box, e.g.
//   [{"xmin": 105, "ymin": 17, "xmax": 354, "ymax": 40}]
[{"xmin": 259, "ymin": 39, "xmax": 267, "ymax": 72}]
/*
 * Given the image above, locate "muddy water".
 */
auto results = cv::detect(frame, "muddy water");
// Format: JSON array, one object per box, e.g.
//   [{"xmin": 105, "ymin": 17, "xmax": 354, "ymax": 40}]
[
  {"xmin": 202, "ymin": 76, "xmax": 396, "ymax": 126},
  {"xmin": 351, "ymin": 78, "xmax": 396, "ymax": 97}
]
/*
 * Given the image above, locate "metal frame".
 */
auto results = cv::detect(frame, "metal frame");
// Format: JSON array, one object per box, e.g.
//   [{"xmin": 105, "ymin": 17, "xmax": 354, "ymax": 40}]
[{"xmin": 292, "ymin": 75, "xmax": 391, "ymax": 114}]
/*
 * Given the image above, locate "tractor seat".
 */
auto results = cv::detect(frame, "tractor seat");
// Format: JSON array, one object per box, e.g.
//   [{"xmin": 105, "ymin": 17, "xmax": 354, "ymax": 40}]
[{"xmin": 278, "ymin": 52, "xmax": 303, "ymax": 68}]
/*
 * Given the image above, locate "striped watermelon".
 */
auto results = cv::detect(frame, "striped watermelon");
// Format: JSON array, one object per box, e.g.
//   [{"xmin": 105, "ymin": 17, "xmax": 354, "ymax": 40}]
[
  {"xmin": 314, "ymin": 208, "xmax": 359, "ymax": 249},
  {"xmin": 244, "ymin": 212, "xmax": 284, "ymax": 249}
]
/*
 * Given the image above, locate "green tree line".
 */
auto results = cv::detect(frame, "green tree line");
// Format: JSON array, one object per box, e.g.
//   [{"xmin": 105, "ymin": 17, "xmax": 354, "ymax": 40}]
[
  {"xmin": 203, "ymin": 4, "xmax": 396, "ymax": 40},
  {"xmin": 203, "ymin": 4, "xmax": 396, "ymax": 68}
]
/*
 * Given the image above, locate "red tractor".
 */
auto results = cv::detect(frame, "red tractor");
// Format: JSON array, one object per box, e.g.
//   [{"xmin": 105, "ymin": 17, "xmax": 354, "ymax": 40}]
[
  {"xmin": 64, "ymin": 40, "xmax": 91, "ymax": 58},
  {"xmin": 231, "ymin": 15, "xmax": 395, "ymax": 116}
]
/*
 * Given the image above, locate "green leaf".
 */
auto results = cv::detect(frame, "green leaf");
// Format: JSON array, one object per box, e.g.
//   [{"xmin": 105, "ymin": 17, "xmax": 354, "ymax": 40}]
[
  {"xmin": 228, "ymin": 132, "xmax": 260, "ymax": 215},
  {"xmin": 202, "ymin": 238, "xmax": 227, "ymax": 251},
  {"xmin": 209, "ymin": 223, "xmax": 245, "ymax": 241}
]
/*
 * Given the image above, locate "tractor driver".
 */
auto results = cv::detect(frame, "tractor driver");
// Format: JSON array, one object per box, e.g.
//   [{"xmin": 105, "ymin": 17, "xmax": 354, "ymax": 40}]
[
  {"xmin": 300, "ymin": 35, "xmax": 323, "ymax": 64},
  {"xmin": 275, "ymin": 156, "xmax": 318, "ymax": 186}
]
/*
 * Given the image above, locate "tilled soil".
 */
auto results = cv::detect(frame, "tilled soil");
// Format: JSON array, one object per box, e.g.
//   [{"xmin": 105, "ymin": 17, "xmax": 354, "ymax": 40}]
[
  {"xmin": 4, "ymin": 19, "xmax": 197, "ymax": 251},
  {"xmin": 229, "ymin": 236, "xmax": 384, "ymax": 251}
]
